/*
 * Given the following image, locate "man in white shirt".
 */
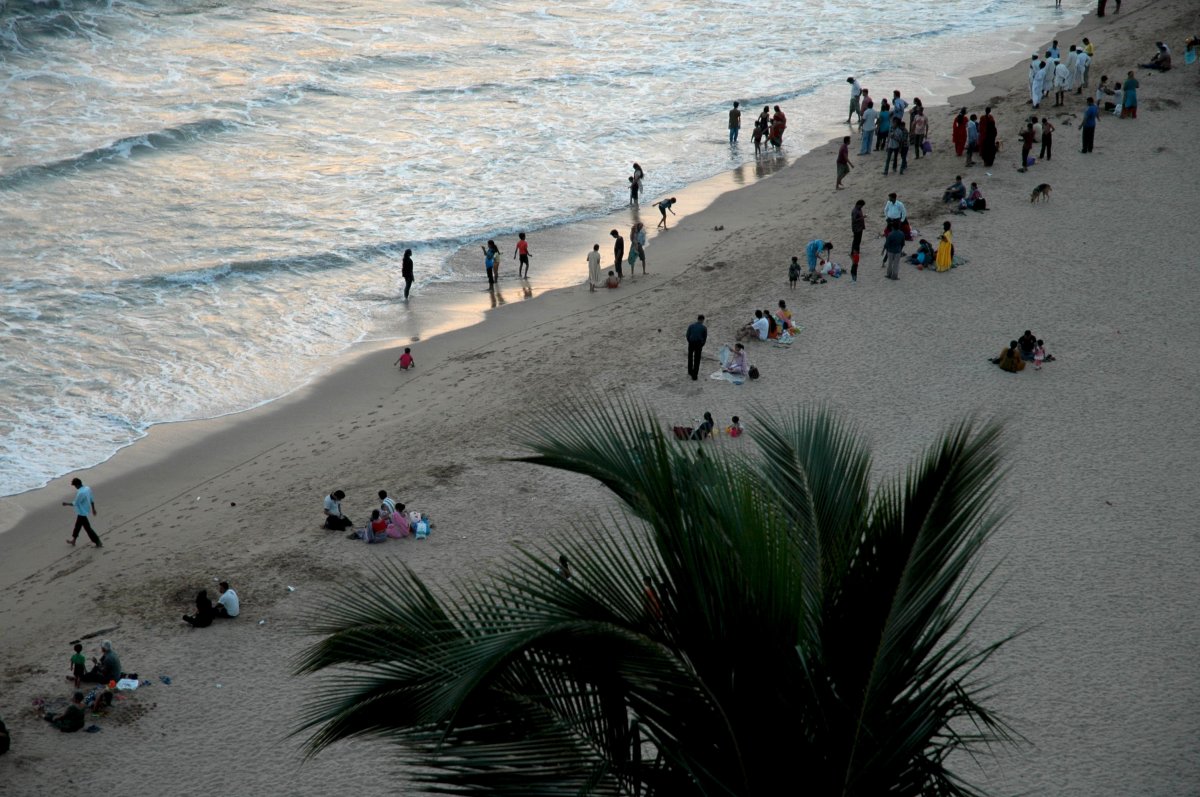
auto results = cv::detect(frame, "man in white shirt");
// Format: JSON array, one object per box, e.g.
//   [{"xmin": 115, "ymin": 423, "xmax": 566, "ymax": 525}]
[
  {"xmin": 846, "ymin": 77, "xmax": 862, "ymax": 124},
  {"xmin": 1072, "ymin": 50, "xmax": 1091, "ymax": 93},
  {"xmin": 884, "ymin": 193, "xmax": 907, "ymax": 225},
  {"xmin": 215, "ymin": 581, "xmax": 240, "ymax": 618},
  {"xmin": 737, "ymin": 310, "xmax": 770, "ymax": 342},
  {"xmin": 323, "ymin": 489, "xmax": 351, "ymax": 530}
]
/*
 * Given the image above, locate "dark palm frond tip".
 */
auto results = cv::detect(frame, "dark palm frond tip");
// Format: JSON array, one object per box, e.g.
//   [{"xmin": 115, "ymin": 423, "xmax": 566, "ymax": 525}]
[{"xmin": 298, "ymin": 400, "xmax": 1019, "ymax": 797}]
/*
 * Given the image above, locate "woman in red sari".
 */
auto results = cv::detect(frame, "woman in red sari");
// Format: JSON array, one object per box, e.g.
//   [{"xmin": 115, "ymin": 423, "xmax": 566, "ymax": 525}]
[{"xmin": 951, "ymin": 107, "xmax": 968, "ymax": 156}]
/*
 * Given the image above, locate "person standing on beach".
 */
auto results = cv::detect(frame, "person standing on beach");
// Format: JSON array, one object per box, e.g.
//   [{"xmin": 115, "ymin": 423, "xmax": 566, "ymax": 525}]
[
  {"xmin": 884, "ymin": 120, "xmax": 907, "ymax": 176},
  {"xmin": 965, "ymin": 114, "xmax": 979, "ymax": 166},
  {"xmin": 728, "ymin": 101, "xmax": 741, "ymax": 145},
  {"xmin": 513, "ymin": 233, "xmax": 532, "ymax": 279},
  {"xmin": 1120, "ymin": 71, "xmax": 1138, "ymax": 119},
  {"xmin": 769, "ymin": 105, "xmax": 787, "ymax": 148},
  {"xmin": 836, "ymin": 136, "xmax": 853, "ymax": 189},
  {"xmin": 979, "ymin": 107, "xmax": 999, "ymax": 167},
  {"xmin": 909, "ymin": 109, "xmax": 928, "ymax": 159},
  {"xmin": 1052, "ymin": 58, "xmax": 1070, "ymax": 106},
  {"xmin": 629, "ymin": 162, "xmax": 644, "ymax": 207},
  {"xmin": 1073, "ymin": 48, "xmax": 1090, "ymax": 93},
  {"xmin": 586, "ymin": 244, "xmax": 602, "ymax": 292},
  {"xmin": 859, "ymin": 103, "xmax": 878, "ymax": 156},
  {"xmin": 1081, "ymin": 97, "xmax": 1099, "ymax": 153},
  {"xmin": 883, "ymin": 222, "xmax": 905, "ymax": 280},
  {"xmin": 952, "ymin": 108, "xmax": 968, "ymax": 156},
  {"xmin": 1018, "ymin": 122, "xmax": 1037, "ymax": 172},
  {"xmin": 401, "ymin": 248, "xmax": 414, "ymax": 299},
  {"xmin": 850, "ymin": 198, "xmax": 866, "ymax": 258},
  {"xmin": 63, "ymin": 477, "xmax": 101, "ymax": 547},
  {"xmin": 482, "ymin": 240, "xmax": 499, "ymax": 286},
  {"xmin": 1039, "ymin": 117, "xmax": 1055, "ymax": 160},
  {"xmin": 846, "ymin": 77, "xmax": 862, "ymax": 124},
  {"xmin": 610, "ymin": 229, "xmax": 625, "ymax": 279},
  {"xmin": 890, "ymin": 90, "xmax": 908, "ymax": 125},
  {"xmin": 875, "ymin": 100, "xmax": 890, "ymax": 151},
  {"xmin": 685, "ymin": 314, "xmax": 707, "ymax": 381}
]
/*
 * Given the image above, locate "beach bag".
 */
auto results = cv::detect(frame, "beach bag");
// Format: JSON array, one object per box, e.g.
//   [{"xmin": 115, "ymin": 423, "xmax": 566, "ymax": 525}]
[
  {"xmin": 672, "ymin": 426, "xmax": 694, "ymax": 440},
  {"xmin": 1026, "ymin": 156, "xmax": 1036, "ymax": 167},
  {"xmin": 748, "ymin": 366, "xmax": 760, "ymax": 380},
  {"xmin": 414, "ymin": 519, "xmax": 430, "ymax": 539},
  {"xmin": 1186, "ymin": 49, "xmax": 1196, "ymax": 65},
  {"xmin": 922, "ymin": 140, "xmax": 932, "ymax": 154}
]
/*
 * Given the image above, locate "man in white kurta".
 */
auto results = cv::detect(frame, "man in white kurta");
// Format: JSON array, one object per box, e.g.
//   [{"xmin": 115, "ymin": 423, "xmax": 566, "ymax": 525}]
[
  {"xmin": 1031, "ymin": 61, "xmax": 1048, "ymax": 107},
  {"xmin": 1072, "ymin": 51, "xmax": 1091, "ymax": 93},
  {"xmin": 1053, "ymin": 59, "xmax": 1070, "ymax": 105},
  {"xmin": 1064, "ymin": 46, "xmax": 1079, "ymax": 91}
]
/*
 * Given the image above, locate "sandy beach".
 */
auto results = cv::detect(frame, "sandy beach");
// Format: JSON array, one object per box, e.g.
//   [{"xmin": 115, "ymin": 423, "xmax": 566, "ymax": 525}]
[{"xmin": 2, "ymin": 1, "xmax": 1199, "ymax": 794}]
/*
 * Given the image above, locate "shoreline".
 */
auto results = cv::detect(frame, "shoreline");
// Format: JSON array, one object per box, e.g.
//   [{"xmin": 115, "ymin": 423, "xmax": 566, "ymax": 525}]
[
  {"xmin": 6, "ymin": 2, "xmax": 1200, "ymax": 794},
  {"xmin": 0, "ymin": 9, "xmax": 1080, "ymax": 506}
]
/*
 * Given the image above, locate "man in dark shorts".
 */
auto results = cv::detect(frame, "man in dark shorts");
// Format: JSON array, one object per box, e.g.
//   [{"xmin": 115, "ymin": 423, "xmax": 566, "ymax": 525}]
[
  {"xmin": 611, "ymin": 229, "xmax": 625, "ymax": 279},
  {"xmin": 63, "ymin": 477, "xmax": 101, "ymax": 547},
  {"xmin": 513, "ymin": 232, "xmax": 531, "ymax": 278}
]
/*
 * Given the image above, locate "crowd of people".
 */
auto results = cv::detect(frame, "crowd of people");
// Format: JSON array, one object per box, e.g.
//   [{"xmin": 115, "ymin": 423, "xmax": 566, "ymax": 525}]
[
  {"xmin": 992, "ymin": 330, "xmax": 1055, "ymax": 373},
  {"xmin": 323, "ymin": 488, "xmax": 431, "ymax": 543}
]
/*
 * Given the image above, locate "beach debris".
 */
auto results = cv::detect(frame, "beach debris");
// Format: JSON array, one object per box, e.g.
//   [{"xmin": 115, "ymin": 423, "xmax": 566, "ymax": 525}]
[
  {"xmin": 258, "ymin": 619, "xmax": 266, "ymax": 625},
  {"xmin": 286, "ymin": 586, "xmax": 296, "ymax": 592},
  {"xmin": 85, "ymin": 725, "xmax": 102, "ymax": 733},
  {"xmin": 230, "ymin": 502, "xmax": 236, "ymax": 506},
  {"xmin": 158, "ymin": 676, "xmax": 172, "ymax": 685},
  {"xmin": 215, "ymin": 684, "xmax": 222, "ymax": 688}
]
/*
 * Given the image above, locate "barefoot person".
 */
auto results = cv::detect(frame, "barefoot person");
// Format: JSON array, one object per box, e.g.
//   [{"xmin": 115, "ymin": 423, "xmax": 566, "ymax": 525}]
[
  {"xmin": 610, "ymin": 229, "xmax": 625, "ymax": 279},
  {"xmin": 513, "ymin": 232, "xmax": 531, "ymax": 278},
  {"xmin": 586, "ymin": 244, "xmax": 602, "ymax": 292},
  {"xmin": 836, "ymin": 136, "xmax": 853, "ymax": 189},
  {"xmin": 655, "ymin": 197, "xmax": 677, "ymax": 229},
  {"xmin": 63, "ymin": 477, "xmax": 101, "ymax": 548},
  {"xmin": 401, "ymin": 249, "xmax": 414, "ymax": 299}
]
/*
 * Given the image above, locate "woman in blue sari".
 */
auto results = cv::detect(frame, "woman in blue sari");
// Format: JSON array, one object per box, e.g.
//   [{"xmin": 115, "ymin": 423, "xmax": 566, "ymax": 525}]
[{"xmin": 1120, "ymin": 70, "xmax": 1139, "ymax": 119}]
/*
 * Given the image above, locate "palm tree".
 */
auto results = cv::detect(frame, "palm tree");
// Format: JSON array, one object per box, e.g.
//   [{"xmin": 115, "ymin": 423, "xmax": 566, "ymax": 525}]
[{"xmin": 296, "ymin": 401, "xmax": 1018, "ymax": 796}]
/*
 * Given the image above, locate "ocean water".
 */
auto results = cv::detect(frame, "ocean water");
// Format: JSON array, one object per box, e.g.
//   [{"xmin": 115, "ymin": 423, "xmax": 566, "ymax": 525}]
[{"xmin": 0, "ymin": 0, "xmax": 1074, "ymax": 496}]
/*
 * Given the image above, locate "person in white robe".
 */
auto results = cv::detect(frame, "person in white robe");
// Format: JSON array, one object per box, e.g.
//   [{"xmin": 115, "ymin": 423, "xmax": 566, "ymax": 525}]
[
  {"xmin": 1031, "ymin": 61, "xmax": 1048, "ymax": 108},
  {"xmin": 1072, "ymin": 51, "xmax": 1091, "ymax": 93},
  {"xmin": 1053, "ymin": 59, "xmax": 1071, "ymax": 106}
]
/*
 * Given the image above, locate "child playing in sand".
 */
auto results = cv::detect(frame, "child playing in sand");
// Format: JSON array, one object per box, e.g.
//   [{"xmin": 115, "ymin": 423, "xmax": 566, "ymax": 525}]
[
  {"xmin": 1034, "ymin": 340, "xmax": 1046, "ymax": 370},
  {"xmin": 605, "ymin": 270, "xmax": 620, "ymax": 289},
  {"xmin": 394, "ymin": 347, "xmax": 415, "ymax": 370},
  {"xmin": 788, "ymin": 256, "xmax": 801, "ymax": 289},
  {"xmin": 726, "ymin": 416, "xmax": 743, "ymax": 438},
  {"xmin": 70, "ymin": 643, "xmax": 85, "ymax": 688}
]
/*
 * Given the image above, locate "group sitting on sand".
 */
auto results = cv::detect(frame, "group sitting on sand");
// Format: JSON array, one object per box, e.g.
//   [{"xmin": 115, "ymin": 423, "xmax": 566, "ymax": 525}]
[
  {"xmin": 736, "ymin": 301, "xmax": 798, "ymax": 343},
  {"xmin": 992, "ymin": 329, "xmax": 1054, "ymax": 372},
  {"xmin": 182, "ymin": 581, "xmax": 240, "ymax": 628}
]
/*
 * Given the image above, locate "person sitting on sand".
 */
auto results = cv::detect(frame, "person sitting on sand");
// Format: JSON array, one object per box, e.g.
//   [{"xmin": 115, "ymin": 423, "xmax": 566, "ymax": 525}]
[
  {"xmin": 776, "ymin": 300, "xmax": 795, "ymax": 331},
  {"xmin": 81, "ymin": 640, "xmax": 121, "ymax": 684},
  {"xmin": 1139, "ymin": 41, "xmax": 1172, "ymax": 72},
  {"xmin": 763, "ymin": 309, "xmax": 780, "ymax": 339},
  {"xmin": 723, "ymin": 343, "xmax": 749, "ymax": 376},
  {"xmin": 385, "ymin": 503, "xmax": 410, "ymax": 538},
  {"xmin": 605, "ymin": 270, "xmax": 620, "ymax": 289},
  {"xmin": 692, "ymin": 412, "xmax": 715, "ymax": 440},
  {"xmin": 1018, "ymin": 330, "xmax": 1038, "ymax": 362},
  {"xmin": 44, "ymin": 691, "xmax": 86, "ymax": 733},
  {"xmin": 360, "ymin": 510, "xmax": 389, "ymax": 544},
  {"xmin": 960, "ymin": 183, "xmax": 985, "ymax": 211},
  {"xmin": 215, "ymin": 581, "xmax": 239, "ymax": 619},
  {"xmin": 993, "ymin": 341, "xmax": 1026, "ymax": 373},
  {"xmin": 0, "ymin": 715, "xmax": 10, "ymax": 754},
  {"xmin": 323, "ymin": 490, "xmax": 352, "ymax": 531},
  {"xmin": 183, "ymin": 590, "xmax": 216, "ymax": 628},
  {"xmin": 737, "ymin": 310, "xmax": 770, "ymax": 342},
  {"xmin": 726, "ymin": 416, "xmax": 743, "ymax": 438},
  {"xmin": 943, "ymin": 176, "xmax": 966, "ymax": 203}
]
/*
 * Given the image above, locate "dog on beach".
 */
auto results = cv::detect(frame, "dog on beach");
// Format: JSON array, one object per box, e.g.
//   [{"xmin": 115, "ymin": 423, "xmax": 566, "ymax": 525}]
[{"xmin": 1030, "ymin": 183, "xmax": 1052, "ymax": 203}]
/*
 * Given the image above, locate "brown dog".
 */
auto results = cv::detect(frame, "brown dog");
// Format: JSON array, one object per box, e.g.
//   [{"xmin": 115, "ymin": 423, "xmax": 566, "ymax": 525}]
[{"xmin": 1030, "ymin": 183, "xmax": 1052, "ymax": 203}]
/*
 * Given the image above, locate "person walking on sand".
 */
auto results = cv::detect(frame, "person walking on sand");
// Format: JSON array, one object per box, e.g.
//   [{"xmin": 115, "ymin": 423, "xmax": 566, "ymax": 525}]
[
  {"xmin": 884, "ymin": 119, "xmax": 908, "ymax": 176},
  {"xmin": 685, "ymin": 314, "xmax": 707, "ymax": 381},
  {"xmin": 611, "ymin": 229, "xmax": 625, "ymax": 279},
  {"xmin": 401, "ymin": 248, "xmax": 414, "ymax": 299},
  {"xmin": 1081, "ymin": 96, "xmax": 1099, "ymax": 153},
  {"xmin": 586, "ymin": 244, "xmax": 602, "ymax": 292},
  {"xmin": 859, "ymin": 102, "xmax": 878, "ymax": 156},
  {"xmin": 513, "ymin": 232, "xmax": 531, "ymax": 279},
  {"xmin": 63, "ymin": 477, "xmax": 101, "ymax": 547},
  {"xmin": 728, "ymin": 101, "xmax": 741, "ymax": 145},
  {"xmin": 952, "ymin": 107, "xmax": 968, "ymax": 156},
  {"xmin": 655, "ymin": 197, "xmax": 677, "ymax": 228},
  {"xmin": 846, "ymin": 77, "xmax": 862, "ymax": 124},
  {"xmin": 836, "ymin": 136, "xmax": 853, "ymax": 189}
]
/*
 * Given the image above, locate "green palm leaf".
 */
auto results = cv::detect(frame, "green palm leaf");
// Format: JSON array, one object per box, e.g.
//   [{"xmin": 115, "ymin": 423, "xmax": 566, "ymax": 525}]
[{"xmin": 297, "ymin": 398, "xmax": 1019, "ymax": 796}]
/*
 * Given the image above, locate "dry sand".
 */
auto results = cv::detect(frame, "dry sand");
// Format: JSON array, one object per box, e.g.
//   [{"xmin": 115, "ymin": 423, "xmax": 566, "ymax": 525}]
[{"xmin": 2, "ymin": 1, "xmax": 1199, "ymax": 793}]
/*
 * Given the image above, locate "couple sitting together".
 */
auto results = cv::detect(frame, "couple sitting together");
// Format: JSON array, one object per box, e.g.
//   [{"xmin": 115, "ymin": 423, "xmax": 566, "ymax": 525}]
[
  {"xmin": 182, "ymin": 581, "xmax": 240, "ymax": 628},
  {"xmin": 736, "ymin": 301, "xmax": 797, "ymax": 343},
  {"xmin": 943, "ymin": 177, "xmax": 986, "ymax": 210}
]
